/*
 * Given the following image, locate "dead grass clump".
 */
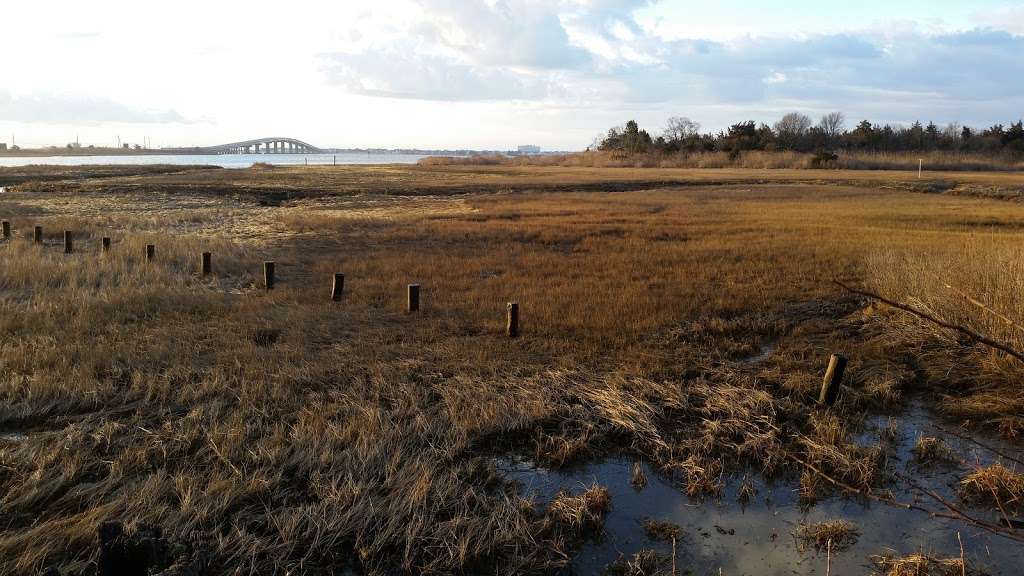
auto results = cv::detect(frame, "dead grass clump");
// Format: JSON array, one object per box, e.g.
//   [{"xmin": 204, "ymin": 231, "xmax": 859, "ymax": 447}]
[
  {"xmin": 871, "ymin": 551, "xmax": 988, "ymax": 576},
  {"xmin": 641, "ymin": 518, "xmax": 681, "ymax": 541},
  {"xmin": 603, "ymin": 549, "xmax": 673, "ymax": 576},
  {"xmin": 798, "ymin": 413, "xmax": 888, "ymax": 501},
  {"xmin": 793, "ymin": 519, "xmax": 859, "ymax": 553},
  {"xmin": 630, "ymin": 461, "xmax": 647, "ymax": 490},
  {"xmin": 912, "ymin": 436, "xmax": 957, "ymax": 466},
  {"xmin": 958, "ymin": 464, "xmax": 1024, "ymax": 514},
  {"xmin": 545, "ymin": 484, "xmax": 612, "ymax": 539}
]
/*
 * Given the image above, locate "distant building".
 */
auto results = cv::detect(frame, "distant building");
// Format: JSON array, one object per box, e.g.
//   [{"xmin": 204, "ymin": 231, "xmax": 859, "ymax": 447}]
[
  {"xmin": 517, "ymin": 145, "xmax": 541, "ymax": 154},
  {"xmin": 0, "ymin": 143, "xmax": 6, "ymax": 151}
]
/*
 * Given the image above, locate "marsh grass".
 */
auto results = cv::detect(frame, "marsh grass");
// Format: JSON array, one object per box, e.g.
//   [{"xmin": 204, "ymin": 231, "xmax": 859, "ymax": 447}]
[{"xmin": 2, "ymin": 168, "xmax": 1024, "ymax": 574}]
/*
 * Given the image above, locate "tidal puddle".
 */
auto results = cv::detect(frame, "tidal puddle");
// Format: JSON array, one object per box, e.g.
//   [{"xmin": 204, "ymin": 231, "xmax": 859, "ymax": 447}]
[
  {"xmin": 739, "ymin": 343, "xmax": 776, "ymax": 365},
  {"xmin": 500, "ymin": 400, "xmax": 1024, "ymax": 575}
]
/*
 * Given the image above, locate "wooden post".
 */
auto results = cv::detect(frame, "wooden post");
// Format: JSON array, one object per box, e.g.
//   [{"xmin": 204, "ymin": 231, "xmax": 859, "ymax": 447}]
[
  {"xmin": 264, "ymin": 261, "xmax": 275, "ymax": 290},
  {"xmin": 818, "ymin": 353, "xmax": 848, "ymax": 406},
  {"xmin": 101, "ymin": 237, "xmax": 111, "ymax": 252},
  {"xmin": 146, "ymin": 244, "xmax": 155, "ymax": 261},
  {"xmin": 1, "ymin": 221, "xmax": 9, "ymax": 240},
  {"xmin": 407, "ymin": 283, "xmax": 420, "ymax": 312},
  {"xmin": 201, "ymin": 252, "xmax": 212, "ymax": 276},
  {"xmin": 506, "ymin": 302, "xmax": 519, "ymax": 338},
  {"xmin": 63, "ymin": 231, "xmax": 73, "ymax": 254},
  {"xmin": 33, "ymin": 225, "xmax": 42, "ymax": 244},
  {"xmin": 331, "ymin": 273, "xmax": 344, "ymax": 301}
]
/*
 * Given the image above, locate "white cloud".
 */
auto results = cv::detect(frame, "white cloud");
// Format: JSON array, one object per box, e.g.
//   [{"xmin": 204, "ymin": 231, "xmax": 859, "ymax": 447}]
[{"xmin": 0, "ymin": 92, "xmax": 187, "ymax": 125}]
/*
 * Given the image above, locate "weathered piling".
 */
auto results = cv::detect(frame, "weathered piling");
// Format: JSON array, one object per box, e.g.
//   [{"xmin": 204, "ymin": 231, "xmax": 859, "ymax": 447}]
[
  {"xmin": 332, "ymin": 273, "xmax": 344, "ymax": 301},
  {"xmin": 507, "ymin": 302, "xmax": 519, "ymax": 338},
  {"xmin": 146, "ymin": 244, "xmax": 155, "ymax": 261},
  {"xmin": 407, "ymin": 283, "xmax": 420, "ymax": 312},
  {"xmin": 264, "ymin": 261, "xmax": 275, "ymax": 290},
  {"xmin": 101, "ymin": 237, "xmax": 111, "ymax": 252},
  {"xmin": 201, "ymin": 252, "xmax": 212, "ymax": 276},
  {"xmin": 1, "ymin": 221, "xmax": 9, "ymax": 240},
  {"xmin": 33, "ymin": 225, "xmax": 42, "ymax": 244},
  {"xmin": 63, "ymin": 231, "xmax": 73, "ymax": 254},
  {"xmin": 818, "ymin": 353, "xmax": 848, "ymax": 406}
]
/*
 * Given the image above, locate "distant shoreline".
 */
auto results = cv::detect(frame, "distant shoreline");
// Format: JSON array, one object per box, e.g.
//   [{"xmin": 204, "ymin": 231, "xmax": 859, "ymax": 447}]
[{"xmin": 0, "ymin": 148, "xmax": 567, "ymax": 158}]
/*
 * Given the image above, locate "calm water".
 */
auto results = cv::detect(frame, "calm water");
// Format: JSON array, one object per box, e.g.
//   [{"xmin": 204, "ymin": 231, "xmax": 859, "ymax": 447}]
[
  {"xmin": 0, "ymin": 152, "xmax": 427, "ymax": 169},
  {"xmin": 501, "ymin": 399, "xmax": 1024, "ymax": 575}
]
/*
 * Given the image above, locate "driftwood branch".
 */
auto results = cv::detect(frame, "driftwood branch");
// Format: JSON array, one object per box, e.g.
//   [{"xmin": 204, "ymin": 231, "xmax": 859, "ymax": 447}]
[{"xmin": 833, "ymin": 280, "xmax": 1024, "ymax": 364}]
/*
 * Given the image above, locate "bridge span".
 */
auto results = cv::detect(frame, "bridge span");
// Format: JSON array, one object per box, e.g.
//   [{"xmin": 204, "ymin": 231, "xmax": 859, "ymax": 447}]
[{"xmin": 169, "ymin": 137, "xmax": 324, "ymax": 155}]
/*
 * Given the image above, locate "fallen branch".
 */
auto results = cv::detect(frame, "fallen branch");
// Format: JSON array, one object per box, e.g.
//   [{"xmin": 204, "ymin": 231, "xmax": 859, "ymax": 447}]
[
  {"xmin": 755, "ymin": 415, "xmax": 1024, "ymax": 544},
  {"xmin": 833, "ymin": 280, "xmax": 1024, "ymax": 364},
  {"xmin": 929, "ymin": 273, "xmax": 1024, "ymax": 335},
  {"xmin": 932, "ymin": 422, "xmax": 1024, "ymax": 468}
]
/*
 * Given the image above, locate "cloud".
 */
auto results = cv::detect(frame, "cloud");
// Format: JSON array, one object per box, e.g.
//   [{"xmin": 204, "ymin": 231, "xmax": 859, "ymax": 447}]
[
  {"xmin": 314, "ymin": 1, "xmax": 1024, "ymax": 131},
  {"xmin": 0, "ymin": 92, "xmax": 188, "ymax": 125},
  {"xmin": 321, "ymin": 47, "xmax": 560, "ymax": 101}
]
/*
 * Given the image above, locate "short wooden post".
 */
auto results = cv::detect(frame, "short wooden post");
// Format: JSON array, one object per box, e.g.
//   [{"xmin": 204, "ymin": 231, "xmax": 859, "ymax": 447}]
[
  {"xmin": 506, "ymin": 302, "xmax": 519, "ymax": 338},
  {"xmin": 331, "ymin": 273, "xmax": 344, "ymax": 301},
  {"xmin": 201, "ymin": 252, "xmax": 212, "ymax": 276},
  {"xmin": 145, "ymin": 244, "xmax": 155, "ymax": 261},
  {"xmin": 101, "ymin": 237, "xmax": 111, "ymax": 252},
  {"xmin": 33, "ymin": 225, "xmax": 42, "ymax": 244},
  {"xmin": 264, "ymin": 261, "xmax": 275, "ymax": 290},
  {"xmin": 63, "ymin": 231, "xmax": 73, "ymax": 254},
  {"xmin": 407, "ymin": 283, "xmax": 420, "ymax": 312},
  {"xmin": 1, "ymin": 221, "xmax": 10, "ymax": 240},
  {"xmin": 818, "ymin": 353, "xmax": 847, "ymax": 406}
]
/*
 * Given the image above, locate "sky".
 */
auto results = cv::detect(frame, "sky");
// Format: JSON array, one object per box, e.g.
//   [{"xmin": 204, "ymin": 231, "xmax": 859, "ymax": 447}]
[{"xmin": 1, "ymin": 0, "xmax": 1022, "ymax": 150}]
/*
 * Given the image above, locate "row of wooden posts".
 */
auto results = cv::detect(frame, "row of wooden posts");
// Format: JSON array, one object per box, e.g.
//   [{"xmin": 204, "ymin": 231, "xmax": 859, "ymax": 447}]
[{"xmin": 1, "ymin": 221, "xmax": 523, "ymax": 338}]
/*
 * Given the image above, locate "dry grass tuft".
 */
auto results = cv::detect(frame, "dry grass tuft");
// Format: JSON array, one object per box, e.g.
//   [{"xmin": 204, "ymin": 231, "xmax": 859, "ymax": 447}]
[
  {"xmin": 958, "ymin": 464, "xmax": 1024, "ymax": 514},
  {"xmin": 641, "ymin": 518, "xmax": 681, "ymax": 542},
  {"xmin": 630, "ymin": 461, "xmax": 647, "ymax": 490},
  {"xmin": 603, "ymin": 549, "xmax": 673, "ymax": 576},
  {"xmin": 872, "ymin": 551, "xmax": 988, "ymax": 576},
  {"xmin": 798, "ymin": 413, "xmax": 888, "ymax": 502},
  {"xmin": 545, "ymin": 484, "xmax": 612, "ymax": 538},
  {"xmin": 912, "ymin": 436, "xmax": 957, "ymax": 466},
  {"xmin": 793, "ymin": 519, "xmax": 859, "ymax": 553}
]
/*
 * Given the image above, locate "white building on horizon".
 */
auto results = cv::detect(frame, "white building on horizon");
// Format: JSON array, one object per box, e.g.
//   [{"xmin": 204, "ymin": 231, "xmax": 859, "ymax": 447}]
[{"xmin": 517, "ymin": 145, "xmax": 541, "ymax": 154}]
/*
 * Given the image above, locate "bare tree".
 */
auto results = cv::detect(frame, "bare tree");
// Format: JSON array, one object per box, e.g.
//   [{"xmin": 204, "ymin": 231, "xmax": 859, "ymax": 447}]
[
  {"xmin": 774, "ymin": 112, "xmax": 813, "ymax": 150},
  {"xmin": 818, "ymin": 112, "xmax": 846, "ymax": 145},
  {"xmin": 664, "ymin": 116, "xmax": 701, "ymax": 144}
]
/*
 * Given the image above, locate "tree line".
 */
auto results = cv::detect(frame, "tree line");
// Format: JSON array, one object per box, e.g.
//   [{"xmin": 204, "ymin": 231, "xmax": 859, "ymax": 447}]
[{"xmin": 596, "ymin": 113, "xmax": 1024, "ymax": 156}]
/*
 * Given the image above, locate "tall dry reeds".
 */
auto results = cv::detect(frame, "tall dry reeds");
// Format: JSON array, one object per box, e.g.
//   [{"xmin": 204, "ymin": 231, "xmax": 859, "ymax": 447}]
[
  {"xmin": 866, "ymin": 240, "xmax": 1024, "ymax": 435},
  {"xmin": 419, "ymin": 150, "xmax": 1024, "ymax": 172}
]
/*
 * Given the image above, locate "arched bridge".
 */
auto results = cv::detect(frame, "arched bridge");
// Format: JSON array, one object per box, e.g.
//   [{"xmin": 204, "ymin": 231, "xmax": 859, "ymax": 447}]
[{"xmin": 194, "ymin": 137, "xmax": 324, "ymax": 155}]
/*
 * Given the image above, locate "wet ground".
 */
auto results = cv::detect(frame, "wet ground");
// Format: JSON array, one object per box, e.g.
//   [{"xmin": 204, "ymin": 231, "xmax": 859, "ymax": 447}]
[{"xmin": 500, "ymin": 399, "xmax": 1024, "ymax": 575}]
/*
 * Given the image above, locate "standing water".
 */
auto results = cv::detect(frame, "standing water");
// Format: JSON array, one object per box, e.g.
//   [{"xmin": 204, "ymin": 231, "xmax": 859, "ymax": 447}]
[{"xmin": 501, "ymin": 400, "xmax": 1024, "ymax": 575}]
